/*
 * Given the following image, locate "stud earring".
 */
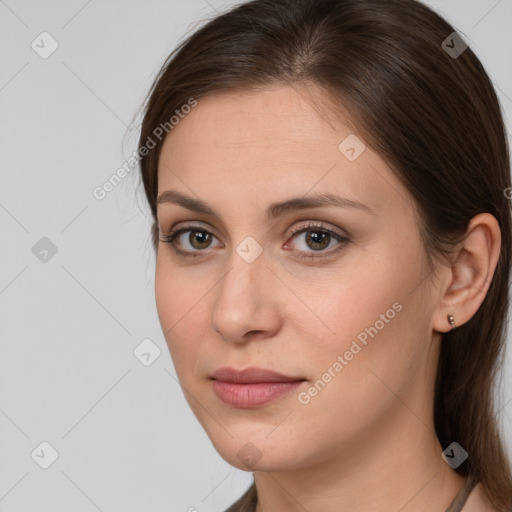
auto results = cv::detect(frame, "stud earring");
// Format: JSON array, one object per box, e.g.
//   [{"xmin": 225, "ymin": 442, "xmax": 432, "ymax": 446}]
[{"xmin": 447, "ymin": 313, "xmax": 457, "ymax": 330}]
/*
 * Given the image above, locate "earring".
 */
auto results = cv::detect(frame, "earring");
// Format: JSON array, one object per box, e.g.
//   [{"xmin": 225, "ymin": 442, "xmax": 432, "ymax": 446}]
[{"xmin": 447, "ymin": 313, "xmax": 457, "ymax": 331}]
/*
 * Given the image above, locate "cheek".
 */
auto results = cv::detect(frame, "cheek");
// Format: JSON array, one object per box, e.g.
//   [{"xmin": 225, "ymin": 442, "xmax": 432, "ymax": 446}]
[
  {"xmin": 154, "ymin": 258, "xmax": 208, "ymax": 373},
  {"xmin": 281, "ymin": 246, "xmax": 405, "ymax": 355},
  {"xmin": 294, "ymin": 248, "xmax": 429, "ymax": 428},
  {"xmin": 289, "ymin": 301, "xmax": 408, "ymax": 450},
  {"xmin": 291, "ymin": 239, "xmax": 420, "ymax": 368}
]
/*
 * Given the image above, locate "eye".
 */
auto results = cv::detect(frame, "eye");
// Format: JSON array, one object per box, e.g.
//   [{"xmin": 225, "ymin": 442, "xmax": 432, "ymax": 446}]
[
  {"xmin": 284, "ymin": 221, "xmax": 349, "ymax": 260},
  {"xmin": 159, "ymin": 221, "xmax": 349, "ymax": 260},
  {"xmin": 159, "ymin": 226, "xmax": 222, "ymax": 258}
]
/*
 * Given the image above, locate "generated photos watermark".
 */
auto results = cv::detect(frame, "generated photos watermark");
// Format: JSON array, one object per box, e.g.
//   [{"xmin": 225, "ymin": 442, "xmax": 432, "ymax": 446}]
[
  {"xmin": 298, "ymin": 301, "xmax": 403, "ymax": 405},
  {"xmin": 92, "ymin": 98, "xmax": 198, "ymax": 201}
]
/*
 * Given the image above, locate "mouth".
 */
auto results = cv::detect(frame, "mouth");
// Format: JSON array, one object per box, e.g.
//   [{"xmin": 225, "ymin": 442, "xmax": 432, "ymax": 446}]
[{"xmin": 210, "ymin": 366, "xmax": 307, "ymax": 408}]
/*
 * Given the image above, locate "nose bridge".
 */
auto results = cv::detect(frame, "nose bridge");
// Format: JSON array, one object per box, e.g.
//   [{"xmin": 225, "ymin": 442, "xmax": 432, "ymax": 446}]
[
  {"xmin": 223, "ymin": 232, "xmax": 269, "ymax": 292},
  {"xmin": 217, "ymin": 243, "xmax": 266, "ymax": 312},
  {"xmin": 211, "ymin": 240, "xmax": 278, "ymax": 341}
]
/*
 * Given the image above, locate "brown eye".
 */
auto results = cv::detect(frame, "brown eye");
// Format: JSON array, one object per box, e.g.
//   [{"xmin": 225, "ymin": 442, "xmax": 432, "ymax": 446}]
[
  {"xmin": 304, "ymin": 230, "xmax": 331, "ymax": 251},
  {"xmin": 187, "ymin": 230, "xmax": 213, "ymax": 249},
  {"xmin": 284, "ymin": 222, "xmax": 350, "ymax": 260},
  {"xmin": 159, "ymin": 226, "xmax": 222, "ymax": 258}
]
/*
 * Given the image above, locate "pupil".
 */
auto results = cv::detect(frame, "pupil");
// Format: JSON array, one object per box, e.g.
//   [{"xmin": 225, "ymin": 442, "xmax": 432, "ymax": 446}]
[
  {"xmin": 307, "ymin": 231, "xmax": 329, "ymax": 250},
  {"xmin": 191, "ymin": 231, "xmax": 210, "ymax": 248}
]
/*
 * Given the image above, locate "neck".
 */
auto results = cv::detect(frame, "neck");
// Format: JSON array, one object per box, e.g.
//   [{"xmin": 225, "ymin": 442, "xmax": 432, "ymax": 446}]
[{"xmin": 253, "ymin": 406, "xmax": 466, "ymax": 512}]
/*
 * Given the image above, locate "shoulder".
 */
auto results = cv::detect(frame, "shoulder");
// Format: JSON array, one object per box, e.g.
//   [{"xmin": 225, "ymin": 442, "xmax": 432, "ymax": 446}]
[
  {"xmin": 223, "ymin": 483, "xmax": 257, "ymax": 512},
  {"xmin": 463, "ymin": 483, "xmax": 503, "ymax": 512}
]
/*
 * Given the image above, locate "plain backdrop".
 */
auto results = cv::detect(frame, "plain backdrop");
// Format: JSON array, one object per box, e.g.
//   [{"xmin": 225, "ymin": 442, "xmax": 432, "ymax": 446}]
[{"xmin": 1, "ymin": 1, "xmax": 511, "ymax": 511}]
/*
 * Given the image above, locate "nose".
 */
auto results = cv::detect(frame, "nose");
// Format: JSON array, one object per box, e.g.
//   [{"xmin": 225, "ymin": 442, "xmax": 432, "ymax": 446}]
[{"xmin": 210, "ymin": 246, "xmax": 282, "ymax": 344}]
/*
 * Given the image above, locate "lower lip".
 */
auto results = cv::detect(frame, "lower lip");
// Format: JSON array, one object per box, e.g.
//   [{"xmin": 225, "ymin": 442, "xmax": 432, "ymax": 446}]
[{"xmin": 211, "ymin": 380, "xmax": 305, "ymax": 408}]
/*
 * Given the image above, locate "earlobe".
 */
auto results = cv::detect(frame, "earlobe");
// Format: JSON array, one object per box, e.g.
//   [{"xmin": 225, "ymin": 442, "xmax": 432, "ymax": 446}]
[
  {"xmin": 447, "ymin": 313, "xmax": 456, "ymax": 330},
  {"xmin": 433, "ymin": 213, "xmax": 501, "ymax": 333}
]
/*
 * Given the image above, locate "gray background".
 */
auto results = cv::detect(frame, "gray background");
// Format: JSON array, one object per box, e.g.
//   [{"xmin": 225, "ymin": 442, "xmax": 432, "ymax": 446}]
[{"xmin": 0, "ymin": 1, "xmax": 511, "ymax": 511}]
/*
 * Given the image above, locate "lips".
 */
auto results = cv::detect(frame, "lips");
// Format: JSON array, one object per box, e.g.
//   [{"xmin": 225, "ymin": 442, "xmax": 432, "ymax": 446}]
[
  {"xmin": 210, "ymin": 366, "xmax": 305, "ymax": 384},
  {"xmin": 210, "ymin": 366, "xmax": 306, "ymax": 408}
]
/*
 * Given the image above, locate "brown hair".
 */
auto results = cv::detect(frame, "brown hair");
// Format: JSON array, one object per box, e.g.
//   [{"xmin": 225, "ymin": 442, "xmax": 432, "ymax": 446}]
[{"xmin": 137, "ymin": 0, "xmax": 512, "ymax": 509}]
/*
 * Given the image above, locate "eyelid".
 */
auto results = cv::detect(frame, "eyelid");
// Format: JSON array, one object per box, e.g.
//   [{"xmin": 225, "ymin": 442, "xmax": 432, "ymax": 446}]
[
  {"xmin": 283, "ymin": 221, "xmax": 349, "ymax": 259},
  {"xmin": 162, "ymin": 219, "xmax": 347, "ymax": 241},
  {"xmin": 160, "ymin": 224, "xmax": 224, "ymax": 252},
  {"xmin": 284, "ymin": 220, "xmax": 347, "ymax": 242},
  {"xmin": 160, "ymin": 220, "xmax": 349, "ymax": 259}
]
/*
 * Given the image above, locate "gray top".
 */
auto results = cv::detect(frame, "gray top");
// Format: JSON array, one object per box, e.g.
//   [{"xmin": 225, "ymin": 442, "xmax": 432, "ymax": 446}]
[{"xmin": 224, "ymin": 474, "xmax": 475, "ymax": 512}]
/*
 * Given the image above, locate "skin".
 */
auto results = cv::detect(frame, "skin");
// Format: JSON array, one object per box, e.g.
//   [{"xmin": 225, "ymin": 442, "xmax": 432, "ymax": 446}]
[{"xmin": 154, "ymin": 84, "xmax": 501, "ymax": 511}]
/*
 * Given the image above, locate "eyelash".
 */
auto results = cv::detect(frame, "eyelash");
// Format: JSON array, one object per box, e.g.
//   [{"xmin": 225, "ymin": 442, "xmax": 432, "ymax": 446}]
[{"xmin": 159, "ymin": 221, "xmax": 349, "ymax": 261}]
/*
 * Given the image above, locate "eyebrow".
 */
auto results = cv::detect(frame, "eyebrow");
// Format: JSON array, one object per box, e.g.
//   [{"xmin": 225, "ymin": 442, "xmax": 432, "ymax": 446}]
[{"xmin": 156, "ymin": 189, "xmax": 376, "ymax": 220}]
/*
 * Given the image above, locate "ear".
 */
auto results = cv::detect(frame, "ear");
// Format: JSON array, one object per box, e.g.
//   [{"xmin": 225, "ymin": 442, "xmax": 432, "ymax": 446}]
[{"xmin": 433, "ymin": 213, "xmax": 501, "ymax": 333}]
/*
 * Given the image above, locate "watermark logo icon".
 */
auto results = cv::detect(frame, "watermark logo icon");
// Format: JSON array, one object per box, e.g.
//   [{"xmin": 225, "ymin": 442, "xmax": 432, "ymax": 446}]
[
  {"xmin": 237, "ymin": 442, "xmax": 262, "ymax": 468},
  {"xmin": 442, "ymin": 32, "xmax": 468, "ymax": 59},
  {"xmin": 32, "ymin": 237, "xmax": 58, "ymax": 263},
  {"xmin": 338, "ymin": 134, "xmax": 366, "ymax": 161},
  {"xmin": 442, "ymin": 441, "xmax": 468, "ymax": 469},
  {"xmin": 31, "ymin": 441, "xmax": 59, "ymax": 469},
  {"xmin": 133, "ymin": 338, "xmax": 161, "ymax": 367},
  {"xmin": 236, "ymin": 236, "xmax": 263, "ymax": 263},
  {"xmin": 31, "ymin": 32, "xmax": 59, "ymax": 59}
]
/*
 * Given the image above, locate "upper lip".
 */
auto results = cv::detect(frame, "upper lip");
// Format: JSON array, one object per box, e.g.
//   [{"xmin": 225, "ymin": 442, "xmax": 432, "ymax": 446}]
[{"xmin": 210, "ymin": 366, "xmax": 305, "ymax": 384}]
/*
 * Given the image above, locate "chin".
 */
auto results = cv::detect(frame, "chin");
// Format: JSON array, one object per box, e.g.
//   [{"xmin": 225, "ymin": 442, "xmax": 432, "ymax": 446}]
[{"xmin": 206, "ymin": 429, "xmax": 310, "ymax": 473}]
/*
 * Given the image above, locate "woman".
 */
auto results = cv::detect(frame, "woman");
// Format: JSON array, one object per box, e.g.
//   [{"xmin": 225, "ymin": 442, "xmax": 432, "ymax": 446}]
[{"xmin": 136, "ymin": 0, "xmax": 512, "ymax": 510}]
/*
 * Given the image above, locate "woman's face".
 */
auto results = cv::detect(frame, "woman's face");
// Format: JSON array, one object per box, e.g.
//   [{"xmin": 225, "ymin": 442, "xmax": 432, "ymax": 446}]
[{"xmin": 155, "ymin": 84, "xmax": 441, "ymax": 472}]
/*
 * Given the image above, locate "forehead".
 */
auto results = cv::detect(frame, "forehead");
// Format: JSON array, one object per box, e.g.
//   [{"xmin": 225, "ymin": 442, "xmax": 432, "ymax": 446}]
[
  {"xmin": 160, "ymin": 85, "xmax": 345, "ymax": 167},
  {"xmin": 156, "ymin": 85, "xmax": 412, "ymax": 222}
]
